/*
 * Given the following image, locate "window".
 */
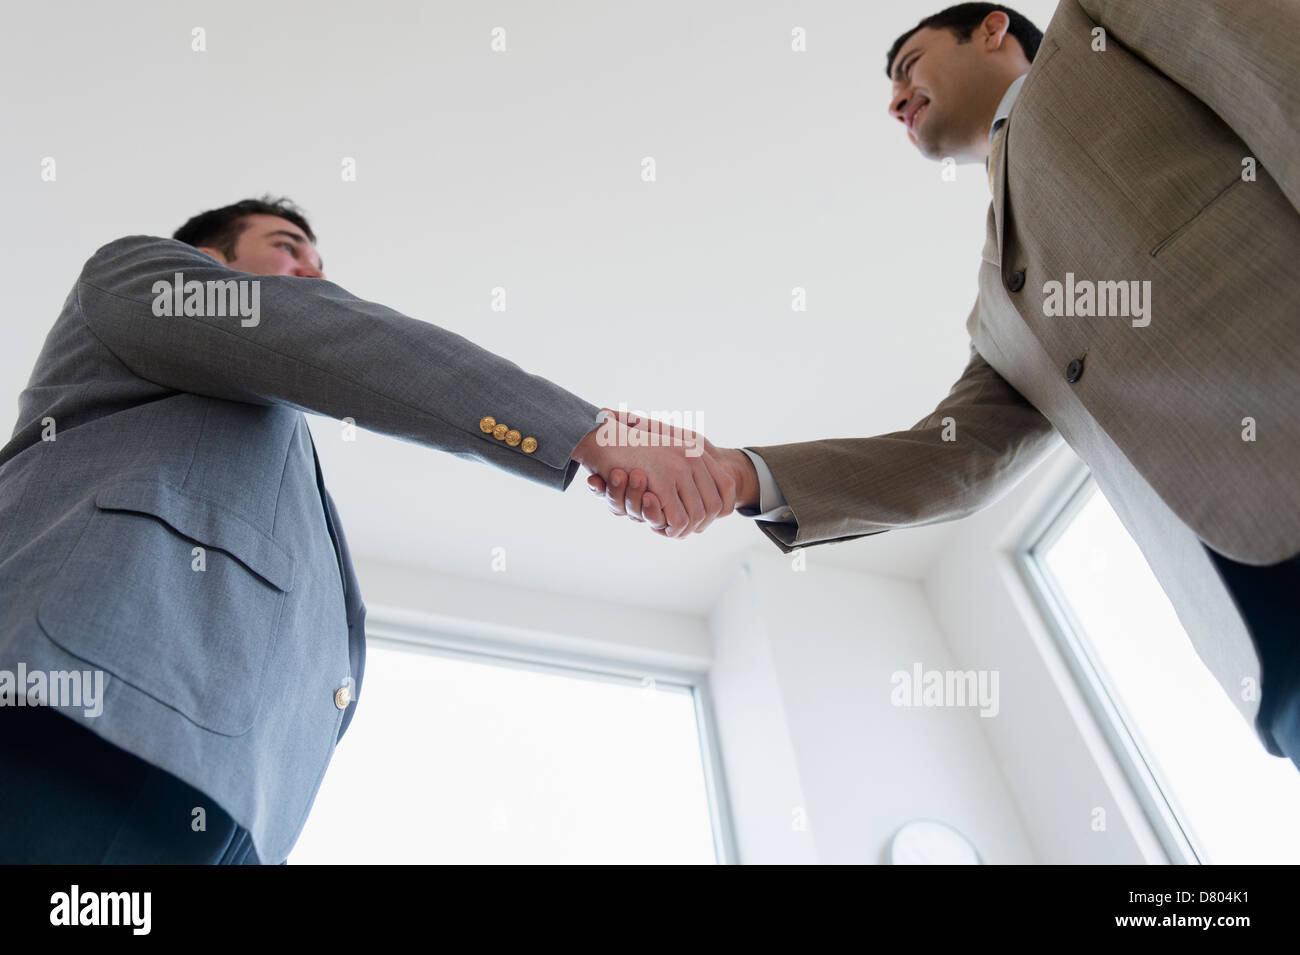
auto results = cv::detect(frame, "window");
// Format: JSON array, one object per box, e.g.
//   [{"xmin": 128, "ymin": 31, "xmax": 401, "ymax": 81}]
[
  {"xmin": 1019, "ymin": 472, "xmax": 1300, "ymax": 864},
  {"xmin": 289, "ymin": 619, "xmax": 731, "ymax": 864}
]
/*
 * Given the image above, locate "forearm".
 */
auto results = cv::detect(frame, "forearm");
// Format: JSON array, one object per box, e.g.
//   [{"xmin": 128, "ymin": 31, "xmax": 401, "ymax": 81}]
[
  {"xmin": 745, "ymin": 345, "xmax": 1061, "ymax": 551},
  {"xmin": 749, "ymin": 420, "xmax": 1059, "ymax": 551},
  {"xmin": 77, "ymin": 235, "xmax": 599, "ymax": 489}
]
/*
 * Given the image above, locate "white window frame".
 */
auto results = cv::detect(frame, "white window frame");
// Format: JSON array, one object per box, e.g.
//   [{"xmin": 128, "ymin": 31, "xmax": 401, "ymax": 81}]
[
  {"xmin": 357, "ymin": 607, "xmax": 740, "ymax": 864},
  {"xmin": 1012, "ymin": 464, "xmax": 1206, "ymax": 865}
]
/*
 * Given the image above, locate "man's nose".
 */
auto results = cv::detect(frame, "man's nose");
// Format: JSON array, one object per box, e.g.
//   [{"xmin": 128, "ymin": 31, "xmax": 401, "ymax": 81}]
[
  {"xmin": 889, "ymin": 89, "xmax": 909, "ymax": 122},
  {"xmin": 294, "ymin": 263, "xmax": 324, "ymax": 279}
]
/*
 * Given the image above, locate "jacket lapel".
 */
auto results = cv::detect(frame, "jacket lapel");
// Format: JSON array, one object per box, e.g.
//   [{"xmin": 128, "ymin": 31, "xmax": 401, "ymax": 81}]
[{"xmin": 991, "ymin": 122, "xmax": 1009, "ymax": 262}]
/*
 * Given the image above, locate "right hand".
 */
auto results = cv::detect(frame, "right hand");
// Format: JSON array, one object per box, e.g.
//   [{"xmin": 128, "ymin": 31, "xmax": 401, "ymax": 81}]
[{"xmin": 581, "ymin": 409, "xmax": 758, "ymax": 538}]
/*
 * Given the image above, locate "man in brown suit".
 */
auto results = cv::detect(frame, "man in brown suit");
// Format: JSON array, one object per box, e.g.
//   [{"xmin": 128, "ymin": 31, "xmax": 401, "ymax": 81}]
[{"xmin": 591, "ymin": 1, "xmax": 1300, "ymax": 771}]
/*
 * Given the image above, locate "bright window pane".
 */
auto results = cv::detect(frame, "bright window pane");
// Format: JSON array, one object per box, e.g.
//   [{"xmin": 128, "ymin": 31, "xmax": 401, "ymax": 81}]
[
  {"xmin": 290, "ymin": 641, "xmax": 718, "ymax": 864},
  {"xmin": 1038, "ymin": 484, "xmax": 1300, "ymax": 864}
]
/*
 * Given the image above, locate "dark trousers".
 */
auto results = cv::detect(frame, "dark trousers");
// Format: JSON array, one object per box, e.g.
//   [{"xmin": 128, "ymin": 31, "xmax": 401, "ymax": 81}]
[
  {"xmin": 0, "ymin": 702, "xmax": 271, "ymax": 864},
  {"xmin": 1203, "ymin": 543, "xmax": 1300, "ymax": 771}
]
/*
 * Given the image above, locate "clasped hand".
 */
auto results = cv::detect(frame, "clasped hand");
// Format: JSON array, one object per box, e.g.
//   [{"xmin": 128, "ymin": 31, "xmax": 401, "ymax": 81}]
[{"xmin": 573, "ymin": 408, "xmax": 758, "ymax": 538}]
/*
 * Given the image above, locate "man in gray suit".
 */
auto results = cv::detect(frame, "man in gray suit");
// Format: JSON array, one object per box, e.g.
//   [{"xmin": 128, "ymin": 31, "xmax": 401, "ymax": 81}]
[
  {"xmin": 594, "ymin": 1, "xmax": 1300, "ymax": 772},
  {"xmin": 0, "ymin": 196, "xmax": 745, "ymax": 863}
]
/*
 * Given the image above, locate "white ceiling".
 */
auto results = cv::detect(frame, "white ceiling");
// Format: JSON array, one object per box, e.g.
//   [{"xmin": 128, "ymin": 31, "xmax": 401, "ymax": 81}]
[{"xmin": 1, "ymin": 0, "xmax": 1061, "ymax": 615}]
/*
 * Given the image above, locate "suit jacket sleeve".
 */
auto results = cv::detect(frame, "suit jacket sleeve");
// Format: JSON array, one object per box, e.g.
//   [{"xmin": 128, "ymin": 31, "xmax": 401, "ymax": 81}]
[
  {"xmin": 1076, "ymin": 0, "xmax": 1300, "ymax": 213},
  {"xmin": 75, "ymin": 235, "xmax": 600, "ymax": 490},
  {"xmin": 745, "ymin": 342, "xmax": 1062, "ymax": 553}
]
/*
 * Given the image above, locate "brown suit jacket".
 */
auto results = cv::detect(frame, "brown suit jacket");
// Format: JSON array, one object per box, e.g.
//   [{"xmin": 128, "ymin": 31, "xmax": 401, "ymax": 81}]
[{"xmin": 747, "ymin": 0, "xmax": 1299, "ymax": 733}]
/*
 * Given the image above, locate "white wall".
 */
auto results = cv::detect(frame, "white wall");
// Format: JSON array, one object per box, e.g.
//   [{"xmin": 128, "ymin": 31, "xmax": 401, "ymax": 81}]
[
  {"xmin": 924, "ymin": 445, "xmax": 1169, "ymax": 864},
  {"xmin": 708, "ymin": 551, "xmax": 1038, "ymax": 864},
  {"xmin": 706, "ymin": 570, "xmax": 818, "ymax": 863}
]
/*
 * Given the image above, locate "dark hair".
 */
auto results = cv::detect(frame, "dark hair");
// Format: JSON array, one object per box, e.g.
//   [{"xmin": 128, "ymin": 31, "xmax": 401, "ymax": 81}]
[
  {"xmin": 172, "ymin": 195, "xmax": 316, "ymax": 259},
  {"xmin": 886, "ymin": 3, "xmax": 1042, "ymax": 78}
]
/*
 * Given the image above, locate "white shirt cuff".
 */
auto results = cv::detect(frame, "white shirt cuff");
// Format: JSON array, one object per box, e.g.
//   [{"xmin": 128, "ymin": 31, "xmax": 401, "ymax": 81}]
[{"xmin": 738, "ymin": 448, "xmax": 796, "ymax": 523}]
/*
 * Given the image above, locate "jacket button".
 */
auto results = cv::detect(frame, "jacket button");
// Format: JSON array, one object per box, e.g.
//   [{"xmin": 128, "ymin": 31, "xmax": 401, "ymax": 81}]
[
  {"xmin": 334, "ymin": 684, "xmax": 353, "ymax": 709},
  {"xmin": 479, "ymin": 416, "xmax": 496, "ymax": 434},
  {"xmin": 1007, "ymin": 270, "xmax": 1025, "ymax": 292},
  {"xmin": 1065, "ymin": 357, "xmax": 1084, "ymax": 383}
]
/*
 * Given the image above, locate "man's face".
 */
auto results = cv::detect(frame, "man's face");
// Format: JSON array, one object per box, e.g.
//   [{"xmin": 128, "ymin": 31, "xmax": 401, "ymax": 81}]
[
  {"xmin": 887, "ymin": 25, "xmax": 990, "ymax": 161},
  {"xmin": 201, "ymin": 213, "xmax": 325, "ymax": 278}
]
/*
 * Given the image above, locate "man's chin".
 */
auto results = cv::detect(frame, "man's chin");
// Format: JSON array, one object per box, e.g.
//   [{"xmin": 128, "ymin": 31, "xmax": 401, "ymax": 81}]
[{"xmin": 914, "ymin": 135, "xmax": 946, "ymax": 162}]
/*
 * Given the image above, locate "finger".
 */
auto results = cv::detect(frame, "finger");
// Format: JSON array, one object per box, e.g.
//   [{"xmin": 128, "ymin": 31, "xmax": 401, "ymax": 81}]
[
  {"xmin": 657, "ymin": 486, "xmax": 689, "ymax": 537},
  {"xmin": 587, "ymin": 473, "xmax": 607, "ymax": 494},
  {"xmin": 699, "ymin": 449, "xmax": 736, "ymax": 518},
  {"xmin": 605, "ymin": 468, "xmax": 629, "ymax": 517},
  {"xmin": 688, "ymin": 456, "xmax": 724, "ymax": 533},
  {"xmin": 643, "ymin": 492, "xmax": 668, "ymax": 532},
  {"xmin": 624, "ymin": 469, "xmax": 648, "ymax": 522},
  {"xmin": 675, "ymin": 474, "xmax": 707, "ymax": 538}
]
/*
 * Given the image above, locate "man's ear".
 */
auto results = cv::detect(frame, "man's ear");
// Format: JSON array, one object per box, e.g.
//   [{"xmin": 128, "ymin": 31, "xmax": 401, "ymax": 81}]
[
  {"xmin": 195, "ymin": 245, "xmax": 229, "ymax": 265},
  {"xmin": 982, "ymin": 10, "xmax": 1012, "ymax": 50}
]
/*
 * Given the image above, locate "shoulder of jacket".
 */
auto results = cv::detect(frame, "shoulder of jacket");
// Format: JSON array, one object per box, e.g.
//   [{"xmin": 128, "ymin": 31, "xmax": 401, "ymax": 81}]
[
  {"xmin": 87, "ymin": 234, "xmax": 178, "ymax": 260},
  {"xmin": 79, "ymin": 235, "xmax": 211, "ymax": 284}
]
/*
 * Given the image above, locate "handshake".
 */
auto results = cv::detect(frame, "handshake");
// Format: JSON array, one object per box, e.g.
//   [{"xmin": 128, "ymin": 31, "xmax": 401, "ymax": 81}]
[{"xmin": 573, "ymin": 408, "xmax": 760, "ymax": 538}]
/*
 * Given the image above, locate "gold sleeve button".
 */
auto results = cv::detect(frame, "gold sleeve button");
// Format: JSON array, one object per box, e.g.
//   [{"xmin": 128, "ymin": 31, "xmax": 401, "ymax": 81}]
[
  {"xmin": 492, "ymin": 423, "xmax": 509, "ymax": 440},
  {"xmin": 479, "ymin": 416, "xmax": 496, "ymax": 434},
  {"xmin": 521, "ymin": 436, "xmax": 538, "ymax": 454},
  {"xmin": 506, "ymin": 429, "xmax": 522, "ymax": 447}
]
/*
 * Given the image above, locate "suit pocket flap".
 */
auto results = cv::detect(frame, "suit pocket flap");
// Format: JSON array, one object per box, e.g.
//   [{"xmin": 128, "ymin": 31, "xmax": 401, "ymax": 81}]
[{"xmin": 95, "ymin": 482, "xmax": 295, "ymax": 592}]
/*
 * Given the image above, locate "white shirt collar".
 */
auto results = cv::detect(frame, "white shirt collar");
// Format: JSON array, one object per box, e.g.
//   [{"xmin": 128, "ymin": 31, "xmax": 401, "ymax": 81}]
[{"xmin": 989, "ymin": 73, "xmax": 1028, "ymax": 142}]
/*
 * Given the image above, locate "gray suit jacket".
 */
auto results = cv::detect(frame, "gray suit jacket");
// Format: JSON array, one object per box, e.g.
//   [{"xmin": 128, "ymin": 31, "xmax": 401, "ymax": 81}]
[
  {"xmin": 0, "ymin": 235, "xmax": 599, "ymax": 863},
  {"xmin": 747, "ymin": 0, "xmax": 1298, "ymax": 739}
]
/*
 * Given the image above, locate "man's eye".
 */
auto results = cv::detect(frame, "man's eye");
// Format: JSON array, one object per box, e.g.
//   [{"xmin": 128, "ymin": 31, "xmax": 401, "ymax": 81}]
[{"xmin": 279, "ymin": 242, "xmax": 295, "ymax": 253}]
